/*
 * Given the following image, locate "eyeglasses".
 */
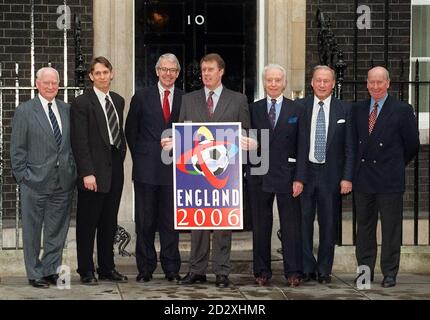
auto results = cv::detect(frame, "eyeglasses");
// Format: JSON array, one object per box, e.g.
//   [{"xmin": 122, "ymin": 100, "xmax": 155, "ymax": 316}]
[{"xmin": 158, "ymin": 67, "xmax": 179, "ymax": 74}]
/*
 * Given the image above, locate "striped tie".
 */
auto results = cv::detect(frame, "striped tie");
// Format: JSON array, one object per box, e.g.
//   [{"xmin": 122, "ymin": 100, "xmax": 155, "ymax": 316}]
[
  {"xmin": 48, "ymin": 102, "xmax": 62, "ymax": 149},
  {"xmin": 105, "ymin": 96, "xmax": 121, "ymax": 149}
]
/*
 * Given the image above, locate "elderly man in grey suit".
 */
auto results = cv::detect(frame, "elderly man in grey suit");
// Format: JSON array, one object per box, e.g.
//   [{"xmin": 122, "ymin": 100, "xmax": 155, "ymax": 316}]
[
  {"xmin": 10, "ymin": 67, "xmax": 76, "ymax": 288},
  {"xmin": 171, "ymin": 53, "xmax": 250, "ymax": 288}
]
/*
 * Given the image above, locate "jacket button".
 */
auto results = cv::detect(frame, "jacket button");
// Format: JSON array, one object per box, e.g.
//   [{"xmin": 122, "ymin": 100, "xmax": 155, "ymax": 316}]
[
  {"xmin": 361, "ymin": 159, "xmax": 365, "ymax": 162},
  {"xmin": 359, "ymin": 140, "xmax": 362, "ymax": 144},
  {"xmin": 379, "ymin": 143, "xmax": 383, "ymax": 147},
  {"xmin": 373, "ymin": 160, "xmax": 377, "ymax": 164}
]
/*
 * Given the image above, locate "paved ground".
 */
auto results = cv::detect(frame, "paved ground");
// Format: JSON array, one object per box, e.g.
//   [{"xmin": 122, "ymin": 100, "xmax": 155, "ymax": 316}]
[{"xmin": 1, "ymin": 273, "xmax": 429, "ymax": 300}]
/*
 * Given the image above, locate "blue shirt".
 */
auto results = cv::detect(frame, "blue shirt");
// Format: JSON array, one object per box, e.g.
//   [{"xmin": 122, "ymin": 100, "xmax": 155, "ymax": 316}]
[{"xmin": 369, "ymin": 94, "xmax": 388, "ymax": 117}]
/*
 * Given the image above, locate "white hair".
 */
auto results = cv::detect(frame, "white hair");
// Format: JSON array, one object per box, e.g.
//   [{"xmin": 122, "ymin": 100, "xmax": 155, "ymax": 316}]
[
  {"xmin": 262, "ymin": 64, "xmax": 287, "ymax": 87},
  {"xmin": 36, "ymin": 67, "xmax": 60, "ymax": 82}
]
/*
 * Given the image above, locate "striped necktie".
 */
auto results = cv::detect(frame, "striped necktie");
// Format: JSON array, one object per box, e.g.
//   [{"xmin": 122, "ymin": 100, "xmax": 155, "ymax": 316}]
[
  {"xmin": 48, "ymin": 102, "xmax": 62, "ymax": 149},
  {"xmin": 105, "ymin": 96, "xmax": 121, "ymax": 149}
]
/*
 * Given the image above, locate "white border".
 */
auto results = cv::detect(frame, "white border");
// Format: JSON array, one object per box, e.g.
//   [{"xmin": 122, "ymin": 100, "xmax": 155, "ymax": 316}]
[{"xmin": 172, "ymin": 122, "xmax": 243, "ymax": 230}]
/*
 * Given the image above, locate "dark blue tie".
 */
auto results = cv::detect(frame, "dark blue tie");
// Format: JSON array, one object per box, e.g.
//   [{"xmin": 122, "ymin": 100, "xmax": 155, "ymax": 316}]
[
  {"xmin": 48, "ymin": 102, "xmax": 62, "ymax": 149},
  {"xmin": 268, "ymin": 98, "xmax": 277, "ymax": 128}
]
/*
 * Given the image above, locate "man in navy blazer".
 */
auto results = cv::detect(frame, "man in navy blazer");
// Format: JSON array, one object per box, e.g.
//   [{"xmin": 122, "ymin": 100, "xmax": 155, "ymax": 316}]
[
  {"xmin": 353, "ymin": 66, "xmax": 419, "ymax": 288},
  {"xmin": 296, "ymin": 65, "xmax": 354, "ymax": 284},
  {"xmin": 246, "ymin": 64, "xmax": 307, "ymax": 287},
  {"xmin": 125, "ymin": 53, "xmax": 183, "ymax": 283}
]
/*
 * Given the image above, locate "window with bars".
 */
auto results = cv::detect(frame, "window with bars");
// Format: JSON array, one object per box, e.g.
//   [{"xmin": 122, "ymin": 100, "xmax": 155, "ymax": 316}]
[{"xmin": 410, "ymin": 0, "xmax": 430, "ymax": 131}]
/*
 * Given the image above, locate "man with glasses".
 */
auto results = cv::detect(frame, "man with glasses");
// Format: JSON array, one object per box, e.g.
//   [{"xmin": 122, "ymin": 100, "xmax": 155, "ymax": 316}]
[{"xmin": 125, "ymin": 53, "xmax": 183, "ymax": 283}]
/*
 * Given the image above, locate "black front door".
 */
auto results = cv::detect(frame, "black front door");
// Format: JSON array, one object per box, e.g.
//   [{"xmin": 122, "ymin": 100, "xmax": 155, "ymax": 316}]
[{"xmin": 135, "ymin": 0, "xmax": 257, "ymax": 102}]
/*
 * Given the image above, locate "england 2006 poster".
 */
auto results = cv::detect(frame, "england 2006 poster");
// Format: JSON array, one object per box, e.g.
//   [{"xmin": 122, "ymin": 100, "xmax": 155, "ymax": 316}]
[{"xmin": 173, "ymin": 123, "xmax": 243, "ymax": 230}]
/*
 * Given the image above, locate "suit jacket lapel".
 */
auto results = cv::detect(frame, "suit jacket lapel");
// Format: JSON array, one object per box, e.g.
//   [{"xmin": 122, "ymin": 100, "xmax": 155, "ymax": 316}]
[
  {"xmin": 212, "ymin": 89, "xmax": 230, "ymax": 122},
  {"xmin": 274, "ymin": 98, "xmax": 290, "ymax": 132},
  {"xmin": 33, "ymin": 97, "xmax": 57, "ymax": 148},
  {"xmin": 257, "ymin": 99, "xmax": 274, "ymax": 142},
  {"xmin": 89, "ymin": 88, "xmax": 111, "ymax": 148},
  {"xmin": 195, "ymin": 89, "xmax": 209, "ymax": 122},
  {"xmin": 170, "ymin": 88, "xmax": 182, "ymax": 124},
  {"xmin": 56, "ymin": 99, "xmax": 68, "ymax": 151},
  {"xmin": 150, "ymin": 86, "xmax": 166, "ymax": 132},
  {"xmin": 304, "ymin": 97, "xmax": 314, "ymax": 131},
  {"xmin": 326, "ymin": 98, "xmax": 340, "ymax": 149}
]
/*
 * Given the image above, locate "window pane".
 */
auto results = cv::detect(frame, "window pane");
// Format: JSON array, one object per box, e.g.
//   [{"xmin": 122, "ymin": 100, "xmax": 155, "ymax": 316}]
[
  {"xmin": 410, "ymin": 61, "xmax": 430, "ymax": 112},
  {"xmin": 411, "ymin": 5, "xmax": 430, "ymax": 57}
]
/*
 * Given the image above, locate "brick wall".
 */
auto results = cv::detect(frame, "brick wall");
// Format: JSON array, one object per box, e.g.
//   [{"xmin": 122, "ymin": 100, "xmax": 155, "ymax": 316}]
[
  {"xmin": 306, "ymin": 0, "xmax": 411, "ymax": 101},
  {"xmin": 306, "ymin": 0, "xmax": 429, "ymax": 213},
  {"xmin": 0, "ymin": 0, "xmax": 93, "ymax": 218}
]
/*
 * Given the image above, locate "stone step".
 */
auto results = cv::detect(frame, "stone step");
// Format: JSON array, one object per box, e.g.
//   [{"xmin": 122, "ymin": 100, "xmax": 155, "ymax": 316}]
[{"xmin": 1, "ymin": 242, "xmax": 430, "ymax": 276}]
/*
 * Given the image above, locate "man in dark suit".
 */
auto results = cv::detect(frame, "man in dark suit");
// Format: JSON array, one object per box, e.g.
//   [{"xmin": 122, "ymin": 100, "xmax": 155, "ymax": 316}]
[
  {"xmin": 297, "ymin": 65, "xmax": 354, "ymax": 284},
  {"xmin": 176, "ymin": 53, "xmax": 250, "ymax": 288},
  {"xmin": 125, "ymin": 53, "xmax": 183, "ymax": 283},
  {"xmin": 71, "ymin": 56, "xmax": 128, "ymax": 285},
  {"xmin": 245, "ymin": 64, "xmax": 307, "ymax": 287},
  {"xmin": 10, "ymin": 67, "xmax": 76, "ymax": 288},
  {"xmin": 353, "ymin": 66, "xmax": 419, "ymax": 288}
]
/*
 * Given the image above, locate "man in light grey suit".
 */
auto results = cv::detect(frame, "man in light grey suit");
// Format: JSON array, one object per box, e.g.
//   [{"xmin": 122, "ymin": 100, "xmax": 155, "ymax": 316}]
[
  {"xmin": 174, "ymin": 53, "xmax": 250, "ymax": 288},
  {"xmin": 10, "ymin": 67, "xmax": 76, "ymax": 288}
]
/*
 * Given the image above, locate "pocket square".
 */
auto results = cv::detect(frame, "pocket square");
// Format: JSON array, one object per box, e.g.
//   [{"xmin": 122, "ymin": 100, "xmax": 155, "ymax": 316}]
[
  {"xmin": 288, "ymin": 158, "xmax": 296, "ymax": 163},
  {"xmin": 337, "ymin": 119, "xmax": 346, "ymax": 124},
  {"xmin": 288, "ymin": 116, "xmax": 298, "ymax": 124}
]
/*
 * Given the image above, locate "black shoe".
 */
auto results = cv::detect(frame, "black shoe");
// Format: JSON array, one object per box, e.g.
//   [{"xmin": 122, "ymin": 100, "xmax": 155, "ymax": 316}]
[
  {"xmin": 381, "ymin": 276, "xmax": 396, "ymax": 288},
  {"xmin": 80, "ymin": 272, "xmax": 98, "ymax": 286},
  {"xmin": 215, "ymin": 275, "xmax": 230, "ymax": 288},
  {"xmin": 28, "ymin": 278, "xmax": 49, "ymax": 288},
  {"xmin": 177, "ymin": 272, "xmax": 207, "ymax": 285},
  {"xmin": 43, "ymin": 274, "xmax": 59, "ymax": 285},
  {"xmin": 98, "ymin": 269, "xmax": 128, "ymax": 283},
  {"xmin": 318, "ymin": 274, "xmax": 332, "ymax": 284},
  {"xmin": 165, "ymin": 272, "xmax": 180, "ymax": 282},
  {"xmin": 302, "ymin": 272, "xmax": 317, "ymax": 282},
  {"xmin": 136, "ymin": 273, "xmax": 152, "ymax": 283}
]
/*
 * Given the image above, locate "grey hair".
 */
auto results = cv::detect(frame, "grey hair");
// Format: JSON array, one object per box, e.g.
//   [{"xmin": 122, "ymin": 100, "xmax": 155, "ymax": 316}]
[
  {"xmin": 262, "ymin": 64, "xmax": 287, "ymax": 87},
  {"xmin": 368, "ymin": 66, "xmax": 390, "ymax": 81},
  {"xmin": 312, "ymin": 65, "xmax": 336, "ymax": 80},
  {"xmin": 36, "ymin": 67, "xmax": 60, "ymax": 82},
  {"xmin": 155, "ymin": 53, "xmax": 181, "ymax": 73}
]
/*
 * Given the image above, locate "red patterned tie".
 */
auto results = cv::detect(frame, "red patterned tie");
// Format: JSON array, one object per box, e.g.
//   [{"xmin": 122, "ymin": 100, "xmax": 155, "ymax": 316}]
[
  {"xmin": 162, "ymin": 90, "xmax": 170, "ymax": 123},
  {"xmin": 207, "ymin": 91, "xmax": 214, "ymax": 117},
  {"xmin": 368, "ymin": 102, "xmax": 378, "ymax": 134}
]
